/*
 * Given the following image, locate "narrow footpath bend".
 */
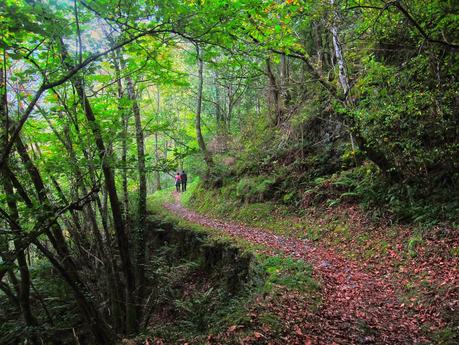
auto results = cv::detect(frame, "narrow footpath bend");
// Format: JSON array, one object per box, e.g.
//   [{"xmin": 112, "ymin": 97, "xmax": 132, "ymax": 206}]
[{"xmin": 165, "ymin": 193, "xmax": 428, "ymax": 344}]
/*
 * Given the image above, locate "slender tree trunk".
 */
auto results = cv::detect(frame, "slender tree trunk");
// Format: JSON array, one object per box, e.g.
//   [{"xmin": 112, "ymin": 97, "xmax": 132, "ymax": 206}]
[
  {"xmin": 213, "ymin": 71, "xmax": 223, "ymax": 130},
  {"xmin": 266, "ymin": 58, "xmax": 282, "ymax": 126},
  {"xmin": 14, "ymin": 134, "xmax": 114, "ymax": 344},
  {"xmin": 279, "ymin": 53, "xmax": 291, "ymax": 111},
  {"xmin": 2, "ymin": 172, "xmax": 38, "ymax": 343},
  {"xmin": 329, "ymin": 1, "xmax": 350, "ymax": 97},
  {"xmin": 33, "ymin": 240, "xmax": 114, "ymax": 344},
  {"xmin": 59, "ymin": 38, "xmax": 136, "ymax": 332},
  {"xmin": 49, "ymin": 175, "xmax": 88, "ymax": 257},
  {"xmin": 226, "ymin": 85, "xmax": 233, "ymax": 134},
  {"xmin": 155, "ymin": 87, "xmax": 161, "ymax": 191},
  {"xmin": 48, "ymin": 95, "xmax": 124, "ymax": 330},
  {"xmin": 195, "ymin": 44, "xmax": 213, "ymax": 174},
  {"xmin": 112, "ymin": 50, "xmax": 131, "ymax": 227},
  {"xmin": 0, "ymin": 281, "xmax": 19, "ymax": 307},
  {"xmin": 125, "ymin": 74, "xmax": 147, "ymax": 320},
  {"xmin": 73, "ymin": 77, "xmax": 137, "ymax": 333},
  {"xmin": 328, "ymin": 1, "xmax": 393, "ymax": 173},
  {"xmin": 0, "ymin": 58, "xmax": 37, "ymax": 343}
]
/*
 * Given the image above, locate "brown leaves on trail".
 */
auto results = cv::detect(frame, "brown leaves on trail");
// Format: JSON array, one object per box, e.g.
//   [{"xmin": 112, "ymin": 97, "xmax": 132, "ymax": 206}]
[
  {"xmin": 227, "ymin": 325, "xmax": 238, "ymax": 333},
  {"xmin": 165, "ymin": 196, "xmax": 458, "ymax": 344}
]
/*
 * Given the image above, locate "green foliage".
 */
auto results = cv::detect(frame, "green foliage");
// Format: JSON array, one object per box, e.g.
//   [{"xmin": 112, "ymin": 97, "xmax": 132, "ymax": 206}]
[
  {"xmin": 236, "ymin": 176, "xmax": 275, "ymax": 203},
  {"xmin": 431, "ymin": 326, "xmax": 459, "ymax": 345},
  {"xmin": 174, "ymin": 287, "xmax": 216, "ymax": 332},
  {"xmin": 261, "ymin": 256, "xmax": 319, "ymax": 293},
  {"xmin": 1, "ymin": 0, "xmax": 458, "ymax": 342},
  {"xmin": 408, "ymin": 234, "xmax": 424, "ymax": 258},
  {"xmin": 300, "ymin": 164, "xmax": 459, "ymax": 225},
  {"xmin": 0, "ymin": 260, "xmax": 83, "ymax": 344},
  {"xmin": 145, "ymin": 235, "xmax": 254, "ymax": 341}
]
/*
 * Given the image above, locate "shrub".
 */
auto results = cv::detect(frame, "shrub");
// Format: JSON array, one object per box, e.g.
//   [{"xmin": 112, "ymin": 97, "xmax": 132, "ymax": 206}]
[{"xmin": 236, "ymin": 176, "xmax": 275, "ymax": 203}]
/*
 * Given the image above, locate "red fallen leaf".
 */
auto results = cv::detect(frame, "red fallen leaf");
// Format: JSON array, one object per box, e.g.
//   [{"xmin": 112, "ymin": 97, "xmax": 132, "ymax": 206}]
[
  {"xmin": 294, "ymin": 325, "xmax": 303, "ymax": 336},
  {"xmin": 227, "ymin": 325, "xmax": 237, "ymax": 332},
  {"xmin": 254, "ymin": 331, "xmax": 264, "ymax": 339},
  {"xmin": 304, "ymin": 338, "xmax": 312, "ymax": 345}
]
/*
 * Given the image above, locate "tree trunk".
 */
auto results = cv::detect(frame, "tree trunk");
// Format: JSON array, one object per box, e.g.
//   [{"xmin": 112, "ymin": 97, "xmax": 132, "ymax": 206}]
[
  {"xmin": 155, "ymin": 87, "xmax": 161, "ymax": 191},
  {"xmin": 266, "ymin": 58, "xmax": 282, "ymax": 126},
  {"xmin": 14, "ymin": 134, "xmax": 114, "ymax": 344},
  {"xmin": 279, "ymin": 53, "xmax": 291, "ymax": 110},
  {"xmin": 0, "ymin": 59, "xmax": 37, "ymax": 343},
  {"xmin": 34, "ymin": 240, "xmax": 114, "ymax": 344},
  {"xmin": 329, "ymin": 1, "xmax": 350, "ymax": 97},
  {"xmin": 2, "ymin": 171, "xmax": 38, "ymax": 343},
  {"xmin": 195, "ymin": 44, "xmax": 213, "ymax": 174},
  {"xmin": 59, "ymin": 37, "xmax": 136, "ymax": 332},
  {"xmin": 52, "ymin": 88, "xmax": 124, "ymax": 331},
  {"xmin": 125, "ymin": 74, "xmax": 147, "ymax": 320},
  {"xmin": 112, "ymin": 50, "xmax": 131, "ymax": 227},
  {"xmin": 213, "ymin": 71, "xmax": 223, "ymax": 130},
  {"xmin": 73, "ymin": 77, "xmax": 137, "ymax": 333},
  {"xmin": 328, "ymin": 0, "xmax": 394, "ymax": 173}
]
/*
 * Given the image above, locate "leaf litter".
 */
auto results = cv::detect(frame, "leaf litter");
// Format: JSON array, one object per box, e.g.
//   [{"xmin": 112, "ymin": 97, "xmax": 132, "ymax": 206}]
[{"xmin": 164, "ymin": 194, "xmax": 458, "ymax": 344}]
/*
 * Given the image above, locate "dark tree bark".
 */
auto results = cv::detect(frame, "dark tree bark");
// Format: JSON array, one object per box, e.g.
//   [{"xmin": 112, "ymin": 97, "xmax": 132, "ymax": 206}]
[
  {"xmin": 73, "ymin": 77, "xmax": 137, "ymax": 333},
  {"xmin": 33, "ymin": 240, "xmax": 114, "ymax": 344},
  {"xmin": 155, "ymin": 87, "xmax": 161, "ymax": 191},
  {"xmin": 50, "ymin": 89, "xmax": 124, "ymax": 331},
  {"xmin": 0, "ymin": 57, "xmax": 37, "ymax": 343},
  {"xmin": 266, "ymin": 58, "xmax": 282, "ymax": 126},
  {"xmin": 13, "ymin": 134, "xmax": 114, "ymax": 344},
  {"xmin": 59, "ymin": 39, "xmax": 136, "ymax": 333},
  {"xmin": 112, "ymin": 50, "xmax": 131, "ymax": 228},
  {"xmin": 2, "ymin": 171, "xmax": 38, "ymax": 342},
  {"xmin": 195, "ymin": 44, "xmax": 214, "ymax": 175},
  {"xmin": 125, "ymin": 73, "xmax": 147, "ymax": 318}
]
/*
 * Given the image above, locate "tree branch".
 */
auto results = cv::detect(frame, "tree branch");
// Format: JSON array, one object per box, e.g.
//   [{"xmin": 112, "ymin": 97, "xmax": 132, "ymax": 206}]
[{"xmin": 0, "ymin": 26, "xmax": 173, "ymax": 170}]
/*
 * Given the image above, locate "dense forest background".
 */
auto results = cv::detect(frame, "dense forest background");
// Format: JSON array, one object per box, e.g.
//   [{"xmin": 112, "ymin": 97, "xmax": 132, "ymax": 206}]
[{"xmin": 0, "ymin": 0, "xmax": 458, "ymax": 344}]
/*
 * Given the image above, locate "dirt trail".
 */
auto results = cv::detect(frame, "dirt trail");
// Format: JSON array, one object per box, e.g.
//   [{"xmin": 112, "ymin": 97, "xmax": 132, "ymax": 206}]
[{"xmin": 165, "ymin": 193, "xmax": 430, "ymax": 344}]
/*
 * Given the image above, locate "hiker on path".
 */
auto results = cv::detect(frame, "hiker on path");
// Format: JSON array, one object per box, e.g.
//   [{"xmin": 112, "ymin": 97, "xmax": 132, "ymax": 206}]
[
  {"xmin": 175, "ymin": 172, "xmax": 181, "ymax": 192},
  {"xmin": 180, "ymin": 170, "xmax": 188, "ymax": 192}
]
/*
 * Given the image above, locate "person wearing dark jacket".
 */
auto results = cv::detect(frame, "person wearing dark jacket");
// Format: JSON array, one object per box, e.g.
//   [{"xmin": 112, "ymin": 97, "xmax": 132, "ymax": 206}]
[{"xmin": 180, "ymin": 171, "xmax": 188, "ymax": 192}]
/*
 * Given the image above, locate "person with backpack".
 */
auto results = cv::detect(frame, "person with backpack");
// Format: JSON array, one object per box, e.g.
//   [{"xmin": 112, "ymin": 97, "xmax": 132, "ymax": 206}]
[
  {"xmin": 175, "ymin": 172, "xmax": 181, "ymax": 192},
  {"xmin": 180, "ymin": 170, "xmax": 188, "ymax": 192}
]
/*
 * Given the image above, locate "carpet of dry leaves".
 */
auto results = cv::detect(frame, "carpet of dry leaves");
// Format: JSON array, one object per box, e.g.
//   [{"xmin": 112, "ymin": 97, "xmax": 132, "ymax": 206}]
[{"xmin": 163, "ymin": 193, "xmax": 458, "ymax": 345}]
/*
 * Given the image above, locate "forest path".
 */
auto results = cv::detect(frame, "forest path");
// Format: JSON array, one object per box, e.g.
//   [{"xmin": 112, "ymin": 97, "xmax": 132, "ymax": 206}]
[{"xmin": 164, "ymin": 192, "xmax": 428, "ymax": 344}]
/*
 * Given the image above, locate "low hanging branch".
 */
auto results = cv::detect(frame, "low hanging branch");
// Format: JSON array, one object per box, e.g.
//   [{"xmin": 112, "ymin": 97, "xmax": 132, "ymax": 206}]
[
  {"xmin": 391, "ymin": 1, "xmax": 459, "ymax": 49},
  {"xmin": 347, "ymin": 1, "xmax": 459, "ymax": 49}
]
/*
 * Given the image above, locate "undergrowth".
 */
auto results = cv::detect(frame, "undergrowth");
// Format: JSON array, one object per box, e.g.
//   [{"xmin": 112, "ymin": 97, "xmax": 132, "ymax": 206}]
[{"xmin": 303, "ymin": 164, "xmax": 459, "ymax": 227}]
